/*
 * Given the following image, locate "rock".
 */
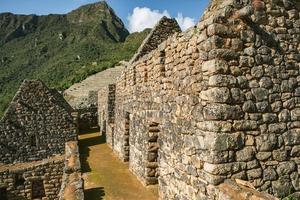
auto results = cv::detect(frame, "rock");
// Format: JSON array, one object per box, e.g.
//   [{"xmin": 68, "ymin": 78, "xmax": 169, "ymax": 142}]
[
  {"xmin": 256, "ymin": 152, "xmax": 272, "ymax": 161},
  {"xmin": 276, "ymin": 161, "xmax": 296, "ymax": 175},
  {"xmin": 263, "ymin": 167, "xmax": 278, "ymax": 181},
  {"xmin": 272, "ymin": 176, "xmax": 294, "ymax": 197},
  {"xmin": 247, "ymin": 168, "xmax": 262, "ymax": 179},
  {"xmin": 236, "ymin": 147, "xmax": 255, "ymax": 162},
  {"xmin": 243, "ymin": 101, "xmax": 257, "ymax": 113},
  {"xmin": 272, "ymin": 149, "xmax": 288, "ymax": 162},
  {"xmin": 256, "ymin": 134, "xmax": 278, "ymax": 151},
  {"xmin": 251, "ymin": 88, "xmax": 268, "ymax": 102},
  {"xmin": 251, "ymin": 66, "xmax": 264, "ymax": 78}
]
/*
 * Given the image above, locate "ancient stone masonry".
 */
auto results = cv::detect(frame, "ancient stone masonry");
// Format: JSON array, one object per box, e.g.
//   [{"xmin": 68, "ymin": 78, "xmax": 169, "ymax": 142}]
[
  {"xmin": 0, "ymin": 80, "xmax": 77, "ymax": 164},
  {"xmin": 130, "ymin": 16, "xmax": 182, "ymax": 63},
  {"xmin": 64, "ymin": 65, "xmax": 124, "ymax": 131},
  {"xmin": 98, "ymin": 84, "xmax": 116, "ymax": 147},
  {"xmin": 0, "ymin": 156, "xmax": 65, "ymax": 200},
  {"xmin": 0, "ymin": 80, "xmax": 83, "ymax": 200},
  {"xmin": 98, "ymin": 1, "xmax": 300, "ymax": 199},
  {"xmin": 58, "ymin": 141, "xmax": 84, "ymax": 200}
]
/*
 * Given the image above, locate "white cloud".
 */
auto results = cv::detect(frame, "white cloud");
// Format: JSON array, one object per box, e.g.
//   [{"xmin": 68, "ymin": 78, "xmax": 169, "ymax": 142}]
[
  {"xmin": 175, "ymin": 13, "xmax": 196, "ymax": 31},
  {"xmin": 127, "ymin": 7, "xmax": 196, "ymax": 33},
  {"xmin": 127, "ymin": 7, "xmax": 170, "ymax": 33}
]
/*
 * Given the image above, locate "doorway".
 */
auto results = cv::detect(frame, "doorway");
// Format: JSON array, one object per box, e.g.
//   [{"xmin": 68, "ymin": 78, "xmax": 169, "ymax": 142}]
[
  {"xmin": 146, "ymin": 122, "xmax": 160, "ymax": 185},
  {"xmin": 31, "ymin": 180, "xmax": 46, "ymax": 199},
  {"xmin": 124, "ymin": 112, "xmax": 130, "ymax": 162},
  {"xmin": 0, "ymin": 187, "xmax": 8, "ymax": 200}
]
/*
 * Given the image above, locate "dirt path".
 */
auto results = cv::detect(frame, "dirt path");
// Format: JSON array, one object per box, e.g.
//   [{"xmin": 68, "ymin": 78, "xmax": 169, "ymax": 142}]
[{"xmin": 79, "ymin": 131, "xmax": 159, "ymax": 200}]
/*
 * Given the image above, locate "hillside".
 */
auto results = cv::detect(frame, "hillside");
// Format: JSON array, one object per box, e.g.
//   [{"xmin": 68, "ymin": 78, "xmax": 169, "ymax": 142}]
[{"xmin": 0, "ymin": 1, "xmax": 150, "ymax": 117}]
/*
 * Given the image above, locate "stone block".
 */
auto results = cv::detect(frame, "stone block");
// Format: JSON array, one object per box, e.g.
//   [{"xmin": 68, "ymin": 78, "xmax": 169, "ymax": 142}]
[
  {"xmin": 283, "ymin": 129, "xmax": 300, "ymax": 145},
  {"xmin": 202, "ymin": 59, "xmax": 228, "ymax": 75},
  {"xmin": 203, "ymin": 104, "xmax": 243, "ymax": 120},
  {"xmin": 200, "ymin": 87, "xmax": 231, "ymax": 103},
  {"xmin": 236, "ymin": 147, "xmax": 255, "ymax": 162}
]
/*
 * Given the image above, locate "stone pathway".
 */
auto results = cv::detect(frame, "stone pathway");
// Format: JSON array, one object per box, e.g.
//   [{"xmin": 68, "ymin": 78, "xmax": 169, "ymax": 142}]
[{"xmin": 79, "ymin": 131, "xmax": 159, "ymax": 200}]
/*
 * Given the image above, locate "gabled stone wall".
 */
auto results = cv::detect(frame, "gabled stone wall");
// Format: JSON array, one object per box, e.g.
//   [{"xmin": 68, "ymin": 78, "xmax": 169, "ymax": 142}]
[
  {"xmin": 130, "ymin": 16, "xmax": 181, "ymax": 63},
  {"xmin": 0, "ymin": 80, "xmax": 83, "ymax": 200},
  {"xmin": 98, "ymin": 1, "xmax": 300, "ymax": 199},
  {"xmin": 0, "ymin": 80, "xmax": 77, "ymax": 164}
]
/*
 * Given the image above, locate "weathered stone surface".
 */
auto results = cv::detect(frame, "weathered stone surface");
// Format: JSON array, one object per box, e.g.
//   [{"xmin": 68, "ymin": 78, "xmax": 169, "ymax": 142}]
[
  {"xmin": 200, "ymin": 87, "xmax": 231, "ymax": 103},
  {"xmin": 272, "ymin": 176, "xmax": 294, "ymax": 197},
  {"xmin": 283, "ymin": 129, "xmax": 300, "ymax": 145},
  {"xmin": 202, "ymin": 59, "xmax": 228, "ymax": 75},
  {"xmin": 236, "ymin": 147, "xmax": 255, "ymax": 162},
  {"xmin": 96, "ymin": 0, "xmax": 300, "ymax": 199},
  {"xmin": 0, "ymin": 80, "xmax": 82, "ymax": 200},
  {"xmin": 0, "ymin": 80, "xmax": 77, "ymax": 164},
  {"xmin": 263, "ymin": 167, "xmax": 278, "ymax": 181},
  {"xmin": 251, "ymin": 88, "xmax": 269, "ymax": 102},
  {"xmin": 276, "ymin": 161, "xmax": 296, "ymax": 175}
]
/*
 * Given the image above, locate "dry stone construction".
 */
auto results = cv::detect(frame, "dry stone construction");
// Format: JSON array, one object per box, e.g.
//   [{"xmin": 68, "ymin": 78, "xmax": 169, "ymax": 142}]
[
  {"xmin": 98, "ymin": 0, "xmax": 300, "ymax": 199},
  {"xmin": 0, "ymin": 80, "xmax": 83, "ymax": 200},
  {"xmin": 1, "ymin": 0, "xmax": 300, "ymax": 199},
  {"xmin": 64, "ymin": 65, "xmax": 125, "ymax": 131}
]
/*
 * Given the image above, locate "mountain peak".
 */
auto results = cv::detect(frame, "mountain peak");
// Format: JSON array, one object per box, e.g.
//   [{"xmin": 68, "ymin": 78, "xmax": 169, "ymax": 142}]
[
  {"xmin": 66, "ymin": 1, "xmax": 128, "ymax": 41},
  {"xmin": 67, "ymin": 1, "xmax": 115, "ymax": 24}
]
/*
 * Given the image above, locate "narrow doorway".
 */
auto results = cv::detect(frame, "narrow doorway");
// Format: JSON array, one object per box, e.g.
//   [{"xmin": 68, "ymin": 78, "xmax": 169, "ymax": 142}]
[
  {"xmin": 146, "ymin": 122, "xmax": 160, "ymax": 185},
  {"xmin": 15, "ymin": 173, "xmax": 25, "ymax": 187},
  {"xmin": 31, "ymin": 180, "xmax": 46, "ymax": 199},
  {"xmin": 0, "ymin": 187, "xmax": 8, "ymax": 200},
  {"xmin": 102, "ymin": 120, "xmax": 106, "ymax": 135},
  {"xmin": 111, "ymin": 126, "xmax": 115, "ymax": 148},
  {"xmin": 124, "ymin": 112, "xmax": 130, "ymax": 162}
]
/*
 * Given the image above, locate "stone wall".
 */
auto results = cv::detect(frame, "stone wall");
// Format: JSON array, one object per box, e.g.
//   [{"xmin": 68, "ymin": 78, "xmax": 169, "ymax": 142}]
[
  {"xmin": 77, "ymin": 106, "xmax": 98, "ymax": 131},
  {"xmin": 0, "ymin": 80, "xmax": 83, "ymax": 200},
  {"xmin": 128, "ymin": 111, "xmax": 161, "ymax": 186},
  {"xmin": 98, "ymin": 84, "xmax": 116, "ymax": 147},
  {"xmin": 64, "ymin": 65, "xmax": 124, "ymax": 131},
  {"xmin": 76, "ymin": 91, "xmax": 99, "ymax": 131},
  {"xmin": 130, "ymin": 16, "xmax": 181, "ymax": 63},
  {"xmin": 59, "ymin": 141, "xmax": 84, "ymax": 200},
  {"xmin": 98, "ymin": 0, "xmax": 300, "ymax": 199},
  {"xmin": 0, "ymin": 142, "xmax": 84, "ymax": 200},
  {"xmin": 0, "ymin": 156, "xmax": 65, "ymax": 200},
  {"xmin": 0, "ymin": 80, "xmax": 77, "ymax": 164}
]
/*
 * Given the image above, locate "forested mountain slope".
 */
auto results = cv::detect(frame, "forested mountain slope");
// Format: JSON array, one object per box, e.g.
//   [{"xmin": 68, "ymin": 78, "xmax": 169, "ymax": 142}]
[{"xmin": 0, "ymin": 1, "xmax": 150, "ymax": 116}]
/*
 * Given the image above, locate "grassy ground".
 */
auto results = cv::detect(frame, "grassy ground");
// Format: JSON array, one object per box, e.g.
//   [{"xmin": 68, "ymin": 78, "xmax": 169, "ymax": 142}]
[{"xmin": 79, "ymin": 131, "xmax": 158, "ymax": 200}]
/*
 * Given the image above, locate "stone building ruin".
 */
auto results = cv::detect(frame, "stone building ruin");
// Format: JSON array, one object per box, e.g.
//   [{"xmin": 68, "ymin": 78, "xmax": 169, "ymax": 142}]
[
  {"xmin": 1, "ymin": 0, "xmax": 300, "ymax": 199},
  {"xmin": 0, "ymin": 80, "xmax": 83, "ymax": 200},
  {"xmin": 64, "ymin": 65, "xmax": 125, "ymax": 132},
  {"xmin": 98, "ymin": 0, "xmax": 300, "ymax": 199}
]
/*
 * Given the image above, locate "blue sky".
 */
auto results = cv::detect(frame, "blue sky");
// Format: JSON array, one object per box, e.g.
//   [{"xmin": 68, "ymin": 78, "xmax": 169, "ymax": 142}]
[{"xmin": 0, "ymin": 0, "xmax": 210, "ymax": 32}]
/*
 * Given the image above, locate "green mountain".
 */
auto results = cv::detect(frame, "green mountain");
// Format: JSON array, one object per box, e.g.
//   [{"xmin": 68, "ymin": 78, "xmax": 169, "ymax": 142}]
[{"xmin": 0, "ymin": 1, "xmax": 150, "ymax": 117}]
